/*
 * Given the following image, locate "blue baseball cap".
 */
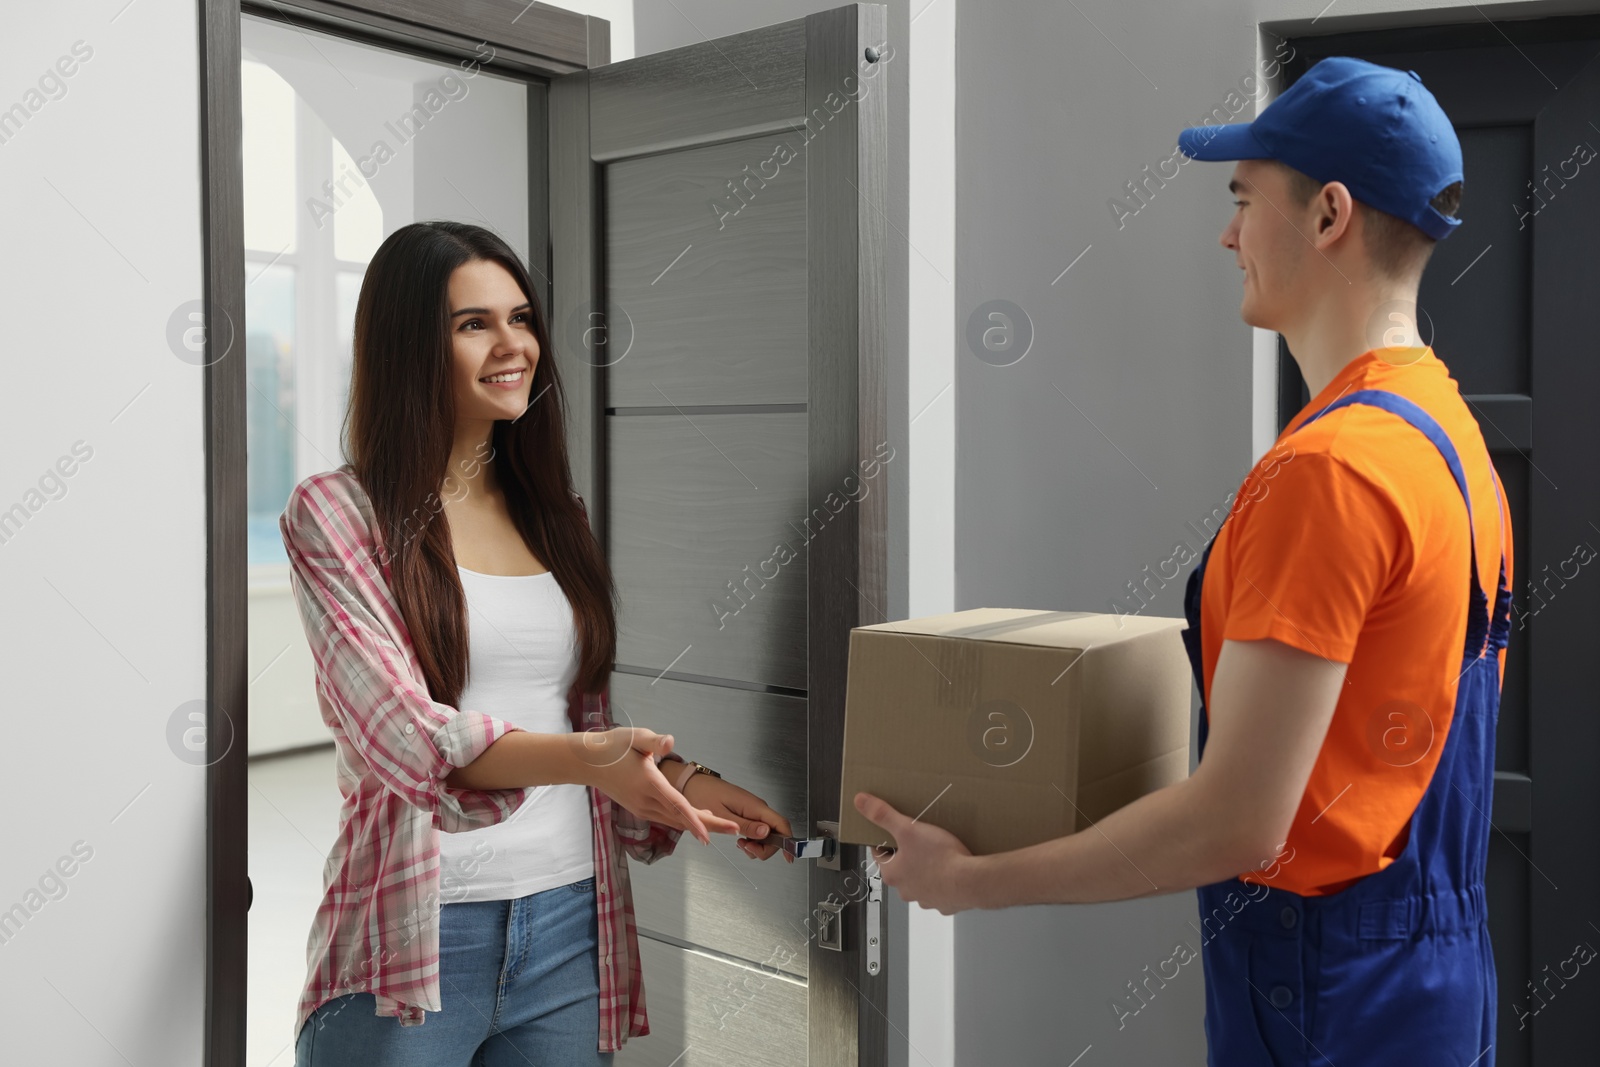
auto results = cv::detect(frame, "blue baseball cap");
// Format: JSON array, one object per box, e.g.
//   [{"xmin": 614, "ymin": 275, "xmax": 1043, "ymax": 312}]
[{"xmin": 1177, "ymin": 56, "xmax": 1463, "ymax": 240}]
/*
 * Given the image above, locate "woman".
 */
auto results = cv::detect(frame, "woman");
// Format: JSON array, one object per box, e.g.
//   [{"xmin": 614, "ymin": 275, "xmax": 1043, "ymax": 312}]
[{"xmin": 281, "ymin": 220, "xmax": 793, "ymax": 1066}]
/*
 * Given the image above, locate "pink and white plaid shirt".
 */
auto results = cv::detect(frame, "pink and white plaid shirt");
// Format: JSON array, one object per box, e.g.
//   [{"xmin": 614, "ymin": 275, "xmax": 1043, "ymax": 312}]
[{"xmin": 279, "ymin": 465, "xmax": 682, "ymax": 1051}]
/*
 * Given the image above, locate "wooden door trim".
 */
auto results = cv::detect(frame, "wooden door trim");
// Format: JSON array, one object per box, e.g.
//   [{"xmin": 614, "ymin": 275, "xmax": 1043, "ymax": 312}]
[
  {"xmin": 239, "ymin": 0, "xmax": 605, "ymax": 76},
  {"xmin": 199, "ymin": 6, "xmax": 247, "ymax": 1064},
  {"xmin": 806, "ymin": 6, "xmax": 892, "ymax": 1066}
]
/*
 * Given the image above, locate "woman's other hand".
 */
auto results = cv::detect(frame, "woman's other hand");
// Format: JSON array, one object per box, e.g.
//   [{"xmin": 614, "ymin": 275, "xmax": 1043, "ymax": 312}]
[
  {"xmin": 681, "ymin": 775, "xmax": 796, "ymax": 863},
  {"xmin": 579, "ymin": 727, "xmax": 738, "ymax": 844}
]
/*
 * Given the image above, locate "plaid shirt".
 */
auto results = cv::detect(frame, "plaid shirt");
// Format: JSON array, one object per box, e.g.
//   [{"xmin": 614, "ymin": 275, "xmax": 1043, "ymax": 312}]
[{"xmin": 279, "ymin": 465, "xmax": 681, "ymax": 1050}]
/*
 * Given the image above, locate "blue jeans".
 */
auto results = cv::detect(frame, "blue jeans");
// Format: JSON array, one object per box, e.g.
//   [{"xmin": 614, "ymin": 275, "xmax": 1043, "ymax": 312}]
[{"xmin": 295, "ymin": 876, "xmax": 613, "ymax": 1067}]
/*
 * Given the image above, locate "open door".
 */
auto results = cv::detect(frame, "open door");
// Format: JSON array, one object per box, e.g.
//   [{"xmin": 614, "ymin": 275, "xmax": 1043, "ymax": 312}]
[{"xmin": 548, "ymin": 6, "xmax": 891, "ymax": 1065}]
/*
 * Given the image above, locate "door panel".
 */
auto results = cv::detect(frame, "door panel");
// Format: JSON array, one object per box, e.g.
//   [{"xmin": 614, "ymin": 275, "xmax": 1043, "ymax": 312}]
[
  {"xmin": 608, "ymin": 412, "xmax": 809, "ymax": 690},
  {"xmin": 633, "ymin": 937, "xmax": 808, "ymax": 1067},
  {"xmin": 610, "ymin": 672, "xmax": 810, "ymax": 976},
  {"xmin": 1282, "ymin": 23, "xmax": 1600, "ymax": 1064},
  {"xmin": 550, "ymin": 7, "xmax": 891, "ymax": 1065},
  {"xmin": 588, "ymin": 20, "xmax": 808, "ymax": 162},
  {"xmin": 606, "ymin": 137, "xmax": 809, "ymax": 408}
]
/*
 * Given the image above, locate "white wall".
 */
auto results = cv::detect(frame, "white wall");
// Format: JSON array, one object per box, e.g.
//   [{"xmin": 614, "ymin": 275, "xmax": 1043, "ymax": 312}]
[
  {"xmin": 1, "ymin": 1, "xmax": 209, "ymax": 1063},
  {"xmin": 570, "ymin": 0, "xmax": 636, "ymax": 60},
  {"xmin": 0, "ymin": 3, "xmax": 623, "ymax": 1064}
]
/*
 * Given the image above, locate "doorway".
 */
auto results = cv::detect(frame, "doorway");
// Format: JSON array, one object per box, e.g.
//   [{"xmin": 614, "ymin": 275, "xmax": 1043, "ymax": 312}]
[
  {"xmin": 236, "ymin": 13, "xmax": 543, "ymax": 1065},
  {"xmin": 204, "ymin": 3, "xmax": 892, "ymax": 1066}
]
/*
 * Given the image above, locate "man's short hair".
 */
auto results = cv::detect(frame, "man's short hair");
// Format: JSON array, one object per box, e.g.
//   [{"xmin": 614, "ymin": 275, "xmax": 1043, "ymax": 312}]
[{"xmin": 1277, "ymin": 161, "xmax": 1463, "ymax": 280}]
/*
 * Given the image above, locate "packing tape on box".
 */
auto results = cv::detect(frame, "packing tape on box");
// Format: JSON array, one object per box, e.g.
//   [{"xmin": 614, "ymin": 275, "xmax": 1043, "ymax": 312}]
[{"xmin": 928, "ymin": 635, "xmax": 981, "ymax": 709}]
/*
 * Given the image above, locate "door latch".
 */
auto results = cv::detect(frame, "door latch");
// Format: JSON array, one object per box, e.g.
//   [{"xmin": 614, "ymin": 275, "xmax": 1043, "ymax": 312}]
[{"xmin": 864, "ymin": 867, "xmax": 882, "ymax": 975}]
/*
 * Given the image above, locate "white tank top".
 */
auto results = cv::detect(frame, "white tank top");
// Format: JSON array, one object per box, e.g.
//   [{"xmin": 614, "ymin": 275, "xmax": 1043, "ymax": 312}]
[{"xmin": 436, "ymin": 565, "xmax": 595, "ymax": 903}]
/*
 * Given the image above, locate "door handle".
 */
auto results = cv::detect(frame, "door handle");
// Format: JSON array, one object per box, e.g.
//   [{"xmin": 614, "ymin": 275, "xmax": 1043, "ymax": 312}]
[
  {"xmin": 778, "ymin": 833, "xmax": 837, "ymax": 863},
  {"xmin": 777, "ymin": 818, "xmax": 841, "ymax": 867}
]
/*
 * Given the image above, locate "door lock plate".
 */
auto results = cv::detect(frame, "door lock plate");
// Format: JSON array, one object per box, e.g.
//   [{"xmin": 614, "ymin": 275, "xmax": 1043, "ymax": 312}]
[{"xmin": 817, "ymin": 899, "xmax": 844, "ymax": 951}]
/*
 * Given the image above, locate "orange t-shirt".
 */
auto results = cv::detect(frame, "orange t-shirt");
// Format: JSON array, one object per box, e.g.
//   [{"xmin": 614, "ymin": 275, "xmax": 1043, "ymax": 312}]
[{"xmin": 1199, "ymin": 346, "xmax": 1513, "ymax": 897}]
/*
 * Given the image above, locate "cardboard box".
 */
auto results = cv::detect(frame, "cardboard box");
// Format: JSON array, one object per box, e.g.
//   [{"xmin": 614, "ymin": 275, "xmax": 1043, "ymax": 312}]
[{"xmin": 837, "ymin": 609, "xmax": 1193, "ymax": 856}]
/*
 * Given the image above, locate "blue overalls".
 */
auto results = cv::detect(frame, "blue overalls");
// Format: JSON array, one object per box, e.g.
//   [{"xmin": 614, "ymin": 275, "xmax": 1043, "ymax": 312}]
[{"xmin": 1181, "ymin": 390, "xmax": 1512, "ymax": 1066}]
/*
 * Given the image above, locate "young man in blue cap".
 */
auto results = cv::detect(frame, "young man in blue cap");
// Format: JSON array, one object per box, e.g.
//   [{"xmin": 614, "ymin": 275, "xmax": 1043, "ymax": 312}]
[{"xmin": 855, "ymin": 56, "xmax": 1514, "ymax": 1064}]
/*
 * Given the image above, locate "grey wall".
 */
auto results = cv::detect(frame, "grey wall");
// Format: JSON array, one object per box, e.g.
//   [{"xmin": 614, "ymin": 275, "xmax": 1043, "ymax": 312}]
[
  {"xmin": 950, "ymin": 1, "xmax": 1557, "ymax": 1064},
  {"xmin": 952, "ymin": 0, "xmax": 1237, "ymax": 1057}
]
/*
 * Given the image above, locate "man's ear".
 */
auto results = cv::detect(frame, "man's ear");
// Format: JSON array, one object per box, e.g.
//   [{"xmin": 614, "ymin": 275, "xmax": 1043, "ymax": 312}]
[{"xmin": 1312, "ymin": 181, "xmax": 1356, "ymax": 248}]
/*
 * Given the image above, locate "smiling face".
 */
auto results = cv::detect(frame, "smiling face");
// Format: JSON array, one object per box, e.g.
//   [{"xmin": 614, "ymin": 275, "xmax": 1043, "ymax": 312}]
[
  {"xmin": 1219, "ymin": 159, "xmax": 1319, "ymax": 333},
  {"xmin": 447, "ymin": 257, "xmax": 540, "ymax": 425}
]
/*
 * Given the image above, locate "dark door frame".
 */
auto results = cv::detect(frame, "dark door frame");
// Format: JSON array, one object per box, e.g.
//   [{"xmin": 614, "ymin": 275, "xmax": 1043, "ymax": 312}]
[
  {"xmin": 1273, "ymin": 13, "xmax": 1600, "ymax": 1065},
  {"xmin": 198, "ymin": 2, "xmax": 601, "ymax": 1063}
]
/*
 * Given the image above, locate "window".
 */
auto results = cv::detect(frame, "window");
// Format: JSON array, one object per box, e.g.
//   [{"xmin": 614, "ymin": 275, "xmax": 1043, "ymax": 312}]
[{"xmin": 240, "ymin": 19, "xmax": 530, "ymax": 579}]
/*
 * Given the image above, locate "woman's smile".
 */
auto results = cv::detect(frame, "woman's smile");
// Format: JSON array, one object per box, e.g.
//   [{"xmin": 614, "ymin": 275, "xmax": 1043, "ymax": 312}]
[{"xmin": 478, "ymin": 365, "xmax": 528, "ymax": 389}]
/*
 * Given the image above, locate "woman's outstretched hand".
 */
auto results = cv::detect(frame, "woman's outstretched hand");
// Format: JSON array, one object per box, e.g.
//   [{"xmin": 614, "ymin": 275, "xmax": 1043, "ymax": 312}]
[
  {"xmin": 682, "ymin": 775, "xmax": 796, "ymax": 863},
  {"xmin": 578, "ymin": 727, "xmax": 739, "ymax": 844}
]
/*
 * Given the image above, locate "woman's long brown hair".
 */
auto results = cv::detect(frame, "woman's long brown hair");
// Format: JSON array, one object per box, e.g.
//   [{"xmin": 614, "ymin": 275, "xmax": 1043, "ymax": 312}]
[{"xmin": 342, "ymin": 220, "xmax": 616, "ymax": 704}]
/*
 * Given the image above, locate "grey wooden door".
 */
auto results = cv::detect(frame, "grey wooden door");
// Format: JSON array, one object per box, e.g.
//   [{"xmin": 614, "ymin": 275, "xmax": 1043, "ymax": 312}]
[
  {"xmin": 1282, "ymin": 20, "xmax": 1600, "ymax": 1064},
  {"xmin": 547, "ymin": 7, "xmax": 891, "ymax": 1066}
]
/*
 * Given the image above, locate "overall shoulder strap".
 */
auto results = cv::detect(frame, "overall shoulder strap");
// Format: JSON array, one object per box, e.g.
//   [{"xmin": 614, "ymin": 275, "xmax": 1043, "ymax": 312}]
[{"xmin": 1296, "ymin": 388, "xmax": 1500, "ymax": 659}]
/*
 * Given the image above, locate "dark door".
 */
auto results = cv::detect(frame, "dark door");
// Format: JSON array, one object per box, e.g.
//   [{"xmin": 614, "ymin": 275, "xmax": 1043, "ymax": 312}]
[
  {"xmin": 548, "ymin": 6, "xmax": 892, "ymax": 1066},
  {"xmin": 1281, "ymin": 19, "xmax": 1600, "ymax": 1065}
]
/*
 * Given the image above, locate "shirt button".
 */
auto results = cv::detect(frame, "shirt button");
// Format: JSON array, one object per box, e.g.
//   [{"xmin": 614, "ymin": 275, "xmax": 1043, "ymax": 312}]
[
  {"xmin": 598, "ymin": 882, "xmax": 607, "ymax": 894},
  {"xmin": 404, "ymin": 723, "xmax": 415, "ymax": 735},
  {"xmin": 1269, "ymin": 985, "xmax": 1294, "ymax": 1009},
  {"xmin": 1279, "ymin": 906, "xmax": 1298, "ymax": 929}
]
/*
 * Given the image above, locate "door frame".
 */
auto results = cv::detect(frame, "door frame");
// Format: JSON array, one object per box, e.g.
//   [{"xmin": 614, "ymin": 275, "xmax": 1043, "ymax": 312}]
[
  {"xmin": 548, "ymin": 7, "xmax": 892, "ymax": 1064},
  {"xmin": 199, "ymin": 2, "xmax": 600, "ymax": 1063}
]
